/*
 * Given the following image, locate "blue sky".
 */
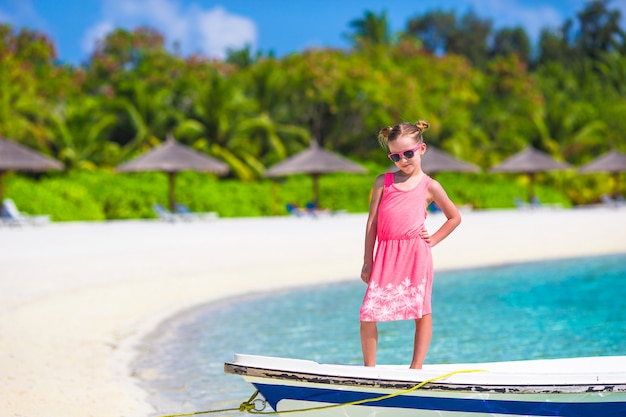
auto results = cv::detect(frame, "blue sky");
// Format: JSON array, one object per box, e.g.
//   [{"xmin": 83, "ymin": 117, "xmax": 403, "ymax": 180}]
[{"xmin": 1, "ymin": 0, "xmax": 623, "ymax": 66}]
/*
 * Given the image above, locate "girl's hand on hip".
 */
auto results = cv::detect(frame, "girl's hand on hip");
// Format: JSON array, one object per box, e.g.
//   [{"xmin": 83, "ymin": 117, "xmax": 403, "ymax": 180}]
[
  {"xmin": 361, "ymin": 263, "xmax": 371, "ymax": 284},
  {"xmin": 420, "ymin": 227, "xmax": 431, "ymax": 244}
]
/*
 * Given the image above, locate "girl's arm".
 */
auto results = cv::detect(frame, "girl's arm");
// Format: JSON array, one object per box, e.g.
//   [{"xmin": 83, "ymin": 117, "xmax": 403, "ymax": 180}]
[
  {"xmin": 427, "ymin": 180, "xmax": 461, "ymax": 247},
  {"xmin": 361, "ymin": 175, "xmax": 385, "ymax": 283}
]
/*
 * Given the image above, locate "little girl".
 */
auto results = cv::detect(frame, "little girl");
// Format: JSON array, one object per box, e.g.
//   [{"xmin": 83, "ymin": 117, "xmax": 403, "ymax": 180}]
[{"xmin": 360, "ymin": 120, "xmax": 461, "ymax": 369}]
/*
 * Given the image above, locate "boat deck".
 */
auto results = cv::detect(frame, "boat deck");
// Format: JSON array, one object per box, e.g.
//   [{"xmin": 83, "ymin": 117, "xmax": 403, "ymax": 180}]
[{"xmin": 225, "ymin": 354, "xmax": 626, "ymax": 391}]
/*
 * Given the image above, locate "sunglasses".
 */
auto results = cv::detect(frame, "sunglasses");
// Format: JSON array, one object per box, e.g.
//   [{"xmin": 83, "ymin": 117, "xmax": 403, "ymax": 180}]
[{"xmin": 387, "ymin": 144, "xmax": 424, "ymax": 163}]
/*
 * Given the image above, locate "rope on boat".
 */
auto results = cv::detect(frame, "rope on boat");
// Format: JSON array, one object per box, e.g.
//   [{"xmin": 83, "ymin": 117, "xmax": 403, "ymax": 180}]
[
  {"xmin": 158, "ymin": 390, "xmax": 264, "ymax": 416},
  {"xmin": 158, "ymin": 368, "xmax": 485, "ymax": 416},
  {"xmin": 246, "ymin": 368, "xmax": 486, "ymax": 415}
]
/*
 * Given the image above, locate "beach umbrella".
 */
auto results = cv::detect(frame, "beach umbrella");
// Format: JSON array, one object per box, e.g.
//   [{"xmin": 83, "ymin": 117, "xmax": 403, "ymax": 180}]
[
  {"xmin": 578, "ymin": 150, "xmax": 626, "ymax": 197},
  {"xmin": 490, "ymin": 146, "xmax": 571, "ymax": 202},
  {"xmin": 387, "ymin": 146, "xmax": 480, "ymax": 176},
  {"xmin": 265, "ymin": 141, "xmax": 367, "ymax": 206},
  {"xmin": 0, "ymin": 136, "xmax": 64, "ymax": 202},
  {"xmin": 421, "ymin": 146, "xmax": 480, "ymax": 174},
  {"xmin": 116, "ymin": 136, "xmax": 229, "ymax": 211}
]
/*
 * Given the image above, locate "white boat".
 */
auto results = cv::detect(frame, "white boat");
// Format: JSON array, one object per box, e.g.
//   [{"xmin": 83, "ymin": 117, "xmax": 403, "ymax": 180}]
[{"xmin": 224, "ymin": 354, "xmax": 626, "ymax": 416}]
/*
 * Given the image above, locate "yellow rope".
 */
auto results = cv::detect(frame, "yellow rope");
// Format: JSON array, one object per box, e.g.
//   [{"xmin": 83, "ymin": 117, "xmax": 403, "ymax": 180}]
[
  {"xmin": 246, "ymin": 368, "xmax": 485, "ymax": 414},
  {"xmin": 159, "ymin": 368, "xmax": 485, "ymax": 417},
  {"xmin": 158, "ymin": 391, "xmax": 261, "ymax": 417}
]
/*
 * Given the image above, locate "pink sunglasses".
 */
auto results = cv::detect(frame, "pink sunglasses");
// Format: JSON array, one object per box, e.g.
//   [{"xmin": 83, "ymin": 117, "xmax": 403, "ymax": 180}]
[{"xmin": 387, "ymin": 144, "xmax": 424, "ymax": 163}]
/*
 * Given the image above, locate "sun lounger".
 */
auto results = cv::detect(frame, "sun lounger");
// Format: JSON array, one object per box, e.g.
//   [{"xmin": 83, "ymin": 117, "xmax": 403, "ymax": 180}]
[
  {"xmin": 153, "ymin": 204, "xmax": 218, "ymax": 222},
  {"xmin": 515, "ymin": 197, "xmax": 561, "ymax": 210},
  {"xmin": 286, "ymin": 203, "xmax": 307, "ymax": 217},
  {"xmin": 1, "ymin": 198, "xmax": 50, "ymax": 226},
  {"xmin": 514, "ymin": 197, "xmax": 538, "ymax": 209},
  {"xmin": 309, "ymin": 202, "xmax": 347, "ymax": 217},
  {"xmin": 153, "ymin": 204, "xmax": 178, "ymax": 222},
  {"xmin": 287, "ymin": 202, "xmax": 345, "ymax": 218},
  {"xmin": 601, "ymin": 194, "xmax": 626, "ymax": 208},
  {"xmin": 428, "ymin": 201, "xmax": 442, "ymax": 213},
  {"xmin": 174, "ymin": 204, "xmax": 218, "ymax": 221},
  {"xmin": 0, "ymin": 202, "xmax": 18, "ymax": 226}
]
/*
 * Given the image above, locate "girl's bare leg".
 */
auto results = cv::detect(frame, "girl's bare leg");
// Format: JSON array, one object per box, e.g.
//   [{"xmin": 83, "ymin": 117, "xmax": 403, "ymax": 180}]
[
  {"xmin": 410, "ymin": 314, "xmax": 432, "ymax": 369},
  {"xmin": 360, "ymin": 321, "xmax": 378, "ymax": 366}
]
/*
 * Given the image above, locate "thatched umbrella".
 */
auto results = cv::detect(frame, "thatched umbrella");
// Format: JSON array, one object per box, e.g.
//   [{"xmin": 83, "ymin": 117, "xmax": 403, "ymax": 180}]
[
  {"xmin": 265, "ymin": 141, "xmax": 367, "ymax": 206},
  {"xmin": 0, "ymin": 136, "xmax": 64, "ymax": 202},
  {"xmin": 388, "ymin": 146, "xmax": 480, "ymax": 176},
  {"xmin": 422, "ymin": 146, "xmax": 480, "ymax": 174},
  {"xmin": 490, "ymin": 146, "xmax": 571, "ymax": 202},
  {"xmin": 116, "ymin": 136, "xmax": 229, "ymax": 211},
  {"xmin": 578, "ymin": 150, "xmax": 626, "ymax": 198}
]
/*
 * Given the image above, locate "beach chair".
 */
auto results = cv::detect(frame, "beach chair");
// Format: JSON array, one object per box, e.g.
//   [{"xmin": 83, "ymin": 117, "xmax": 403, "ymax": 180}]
[
  {"xmin": 0, "ymin": 201, "xmax": 18, "ymax": 226},
  {"xmin": 152, "ymin": 204, "xmax": 177, "ymax": 222},
  {"xmin": 428, "ymin": 201, "xmax": 442, "ymax": 213},
  {"xmin": 601, "ymin": 194, "xmax": 626, "ymax": 208},
  {"xmin": 601, "ymin": 194, "xmax": 615, "ymax": 207},
  {"xmin": 286, "ymin": 203, "xmax": 306, "ymax": 217},
  {"xmin": 515, "ymin": 196, "xmax": 561, "ymax": 210},
  {"xmin": 1, "ymin": 198, "xmax": 50, "ymax": 226},
  {"xmin": 514, "ymin": 197, "xmax": 528, "ymax": 209},
  {"xmin": 174, "ymin": 203, "xmax": 218, "ymax": 221},
  {"xmin": 304, "ymin": 201, "xmax": 343, "ymax": 217},
  {"xmin": 515, "ymin": 197, "xmax": 540, "ymax": 210}
]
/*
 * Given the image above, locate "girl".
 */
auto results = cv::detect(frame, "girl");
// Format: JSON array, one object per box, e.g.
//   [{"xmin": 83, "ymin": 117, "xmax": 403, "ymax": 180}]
[{"xmin": 360, "ymin": 120, "xmax": 461, "ymax": 369}]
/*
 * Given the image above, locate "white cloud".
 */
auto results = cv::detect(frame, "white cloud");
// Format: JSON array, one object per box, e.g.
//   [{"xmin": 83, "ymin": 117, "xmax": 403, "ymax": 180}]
[
  {"xmin": 81, "ymin": 21, "xmax": 114, "ymax": 54},
  {"xmin": 0, "ymin": 0, "xmax": 48, "ymax": 32},
  {"xmin": 195, "ymin": 6, "xmax": 257, "ymax": 59},
  {"xmin": 464, "ymin": 0, "xmax": 564, "ymax": 42},
  {"xmin": 473, "ymin": 0, "xmax": 626, "ymax": 47},
  {"xmin": 80, "ymin": 0, "xmax": 257, "ymax": 60}
]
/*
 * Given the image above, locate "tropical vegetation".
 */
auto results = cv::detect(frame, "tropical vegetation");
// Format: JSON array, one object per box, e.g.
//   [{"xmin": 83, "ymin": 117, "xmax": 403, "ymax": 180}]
[{"xmin": 1, "ymin": 0, "xmax": 624, "ymax": 220}]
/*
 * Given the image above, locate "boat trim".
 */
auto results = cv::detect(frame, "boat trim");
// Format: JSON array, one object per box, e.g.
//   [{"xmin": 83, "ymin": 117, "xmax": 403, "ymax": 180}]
[{"xmin": 224, "ymin": 362, "xmax": 626, "ymax": 395}]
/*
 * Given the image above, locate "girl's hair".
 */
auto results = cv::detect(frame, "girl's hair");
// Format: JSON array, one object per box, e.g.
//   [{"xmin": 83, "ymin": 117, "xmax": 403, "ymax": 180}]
[{"xmin": 378, "ymin": 120, "xmax": 430, "ymax": 148}]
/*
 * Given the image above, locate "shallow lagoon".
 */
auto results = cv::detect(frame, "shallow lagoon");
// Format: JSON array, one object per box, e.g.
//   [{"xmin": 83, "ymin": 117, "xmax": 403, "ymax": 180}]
[{"xmin": 135, "ymin": 253, "xmax": 626, "ymax": 414}]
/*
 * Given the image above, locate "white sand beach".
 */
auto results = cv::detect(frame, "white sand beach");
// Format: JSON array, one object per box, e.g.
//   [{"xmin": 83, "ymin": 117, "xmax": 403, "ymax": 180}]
[{"xmin": 1, "ymin": 207, "xmax": 625, "ymax": 417}]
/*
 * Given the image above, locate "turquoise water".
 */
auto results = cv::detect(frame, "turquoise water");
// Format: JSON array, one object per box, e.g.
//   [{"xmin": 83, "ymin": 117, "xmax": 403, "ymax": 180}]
[{"xmin": 134, "ymin": 254, "xmax": 626, "ymax": 414}]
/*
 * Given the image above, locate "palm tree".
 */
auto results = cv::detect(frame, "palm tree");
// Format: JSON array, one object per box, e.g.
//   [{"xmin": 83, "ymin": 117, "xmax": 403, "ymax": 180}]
[
  {"xmin": 345, "ymin": 10, "xmax": 392, "ymax": 48},
  {"xmin": 184, "ymin": 70, "xmax": 310, "ymax": 180},
  {"xmin": 239, "ymin": 58, "xmax": 312, "ymax": 158},
  {"xmin": 48, "ymin": 96, "xmax": 118, "ymax": 169},
  {"xmin": 534, "ymin": 64, "xmax": 608, "ymax": 161},
  {"xmin": 109, "ymin": 78, "xmax": 183, "ymax": 158}
]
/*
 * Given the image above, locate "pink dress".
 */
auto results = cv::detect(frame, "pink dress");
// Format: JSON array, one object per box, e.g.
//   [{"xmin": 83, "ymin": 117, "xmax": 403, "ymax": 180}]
[{"xmin": 360, "ymin": 172, "xmax": 433, "ymax": 322}]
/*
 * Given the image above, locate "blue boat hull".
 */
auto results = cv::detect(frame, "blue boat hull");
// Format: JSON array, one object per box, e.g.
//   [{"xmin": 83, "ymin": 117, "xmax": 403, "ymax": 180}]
[{"xmin": 225, "ymin": 354, "xmax": 626, "ymax": 417}]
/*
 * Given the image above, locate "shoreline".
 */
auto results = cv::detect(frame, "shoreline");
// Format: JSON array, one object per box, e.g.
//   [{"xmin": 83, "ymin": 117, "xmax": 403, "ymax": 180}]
[{"xmin": 1, "ymin": 208, "xmax": 625, "ymax": 417}]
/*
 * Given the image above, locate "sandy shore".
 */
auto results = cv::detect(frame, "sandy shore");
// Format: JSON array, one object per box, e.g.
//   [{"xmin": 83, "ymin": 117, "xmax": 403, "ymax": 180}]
[{"xmin": 1, "ymin": 207, "xmax": 625, "ymax": 417}]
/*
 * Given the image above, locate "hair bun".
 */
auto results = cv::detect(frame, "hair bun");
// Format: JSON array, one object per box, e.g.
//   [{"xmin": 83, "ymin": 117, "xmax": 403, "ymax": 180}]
[
  {"xmin": 378, "ymin": 126, "xmax": 392, "ymax": 139},
  {"xmin": 415, "ymin": 120, "xmax": 430, "ymax": 132},
  {"xmin": 377, "ymin": 126, "xmax": 393, "ymax": 148}
]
